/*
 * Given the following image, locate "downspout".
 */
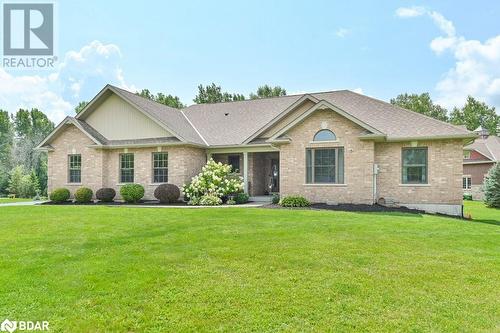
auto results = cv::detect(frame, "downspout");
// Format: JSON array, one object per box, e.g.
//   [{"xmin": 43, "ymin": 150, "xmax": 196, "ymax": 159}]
[{"xmin": 373, "ymin": 163, "xmax": 379, "ymax": 204}]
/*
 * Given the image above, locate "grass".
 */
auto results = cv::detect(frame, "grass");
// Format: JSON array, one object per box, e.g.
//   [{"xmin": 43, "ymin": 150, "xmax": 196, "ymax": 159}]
[
  {"xmin": 0, "ymin": 202, "xmax": 498, "ymax": 332},
  {"xmin": 0, "ymin": 197, "xmax": 33, "ymax": 204},
  {"xmin": 464, "ymin": 200, "xmax": 500, "ymax": 225}
]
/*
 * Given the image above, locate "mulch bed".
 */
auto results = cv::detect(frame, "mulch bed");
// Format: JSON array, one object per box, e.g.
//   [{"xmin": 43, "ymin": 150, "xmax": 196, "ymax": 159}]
[
  {"xmin": 42, "ymin": 200, "xmax": 189, "ymax": 206},
  {"xmin": 264, "ymin": 203, "xmax": 425, "ymax": 214}
]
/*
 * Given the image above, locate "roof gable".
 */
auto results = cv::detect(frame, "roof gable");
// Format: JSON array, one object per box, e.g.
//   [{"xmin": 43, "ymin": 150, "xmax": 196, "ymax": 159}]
[
  {"xmin": 76, "ymin": 85, "xmax": 206, "ymax": 145},
  {"xmin": 84, "ymin": 93, "xmax": 172, "ymax": 140},
  {"xmin": 36, "ymin": 117, "xmax": 104, "ymax": 149},
  {"xmin": 268, "ymin": 100, "xmax": 383, "ymax": 142}
]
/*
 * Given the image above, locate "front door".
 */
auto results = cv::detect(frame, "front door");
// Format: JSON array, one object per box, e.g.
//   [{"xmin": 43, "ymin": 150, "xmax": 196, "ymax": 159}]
[{"xmin": 269, "ymin": 158, "xmax": 279, "ymax": 193}]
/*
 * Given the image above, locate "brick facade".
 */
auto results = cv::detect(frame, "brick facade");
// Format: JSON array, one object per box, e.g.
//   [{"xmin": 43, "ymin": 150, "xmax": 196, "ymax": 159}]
[
  {"xmin": 48, "ymin": 115, "xmax": 464, "ymax": 209},
  {"xmin": 278, "ymin": 109, "xmax": 375, "ymax": 204},
  {"xmin": 375, "ymin": 140, "xmax": 463, "ymax": 205},
  {"xmin": 48, "ymin": 124, "xmax": 206, "ymax": 199}
]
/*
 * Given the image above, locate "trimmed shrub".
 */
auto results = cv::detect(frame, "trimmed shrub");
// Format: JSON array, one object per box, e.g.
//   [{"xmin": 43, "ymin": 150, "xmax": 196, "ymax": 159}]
[
  {"xmin": 75, "ymin": 187, "xmax": 93, "ymax": 203},
  {"xmin": 154, "ymin": 184, "xmax": 180, "ymax": 203},
  {"xmin": 199, "ymin": 194, "xmax": 222, "ymax": 206},
  {"xmin": 271, "ymin": 194, "xmax": 280, "ymax": 204},
  {"xmin": 280, "ymin": 195, "xmax": 310, "ymax": 207},
  {"xmin": 120, "ymin": 184, "xmax": 145, "ymax": 203},
  {"xmin": 49, "ymin": 188, "xmax": 70, "ymax": 203},
  {"xmin": 463, "ymin": 193, "xmax": 473, "ymax": 201},
  {"xmin": 234, "ymin": 192, "xmax": 249, "ymax": 204},
  {"xmin": 96, "ymin": 188, "xmax": 116, "ymax": 202},
  {"xmin": 483, "ymin": 163, "xmax": 500, "ymax": 208}
]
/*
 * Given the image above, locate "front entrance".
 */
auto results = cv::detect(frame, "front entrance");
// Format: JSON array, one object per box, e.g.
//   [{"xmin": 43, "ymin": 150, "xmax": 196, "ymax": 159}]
[
  {"xmin": 210, "ymin": 151, "xmax": 279, "ymax": 197},
  {"xmin": 248, "ymin": 151, "xmax": 279, "ymax": 196}
]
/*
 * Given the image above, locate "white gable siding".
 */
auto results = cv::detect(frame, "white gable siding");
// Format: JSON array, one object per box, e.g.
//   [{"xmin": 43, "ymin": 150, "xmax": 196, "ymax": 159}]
[{"xmin": 85, "ymin": 94, "xmax": 172, "ymax": 140}]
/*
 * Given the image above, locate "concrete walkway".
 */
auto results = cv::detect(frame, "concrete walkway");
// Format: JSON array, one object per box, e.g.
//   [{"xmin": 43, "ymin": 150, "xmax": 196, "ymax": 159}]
[
  {"xmin": 0, "ymin": 201, "xmax": 266, "ymax": 208},
  {"xmin": 118, "ymin": 202, "xmax": 267, "ymax": 209},
  {"xmin": 0, "ymin": 201, "xmax": 47, "ymax": 207}
]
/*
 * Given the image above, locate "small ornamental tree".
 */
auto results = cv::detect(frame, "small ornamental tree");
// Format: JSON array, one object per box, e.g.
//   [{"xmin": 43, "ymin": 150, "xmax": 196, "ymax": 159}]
[
  {"xmin": 483, "ymin": 163, "xmax": 500, "ymax": 208},
  {"xmin": 182, "ymin": 159, "xmax": 243, "ymax": 205}
]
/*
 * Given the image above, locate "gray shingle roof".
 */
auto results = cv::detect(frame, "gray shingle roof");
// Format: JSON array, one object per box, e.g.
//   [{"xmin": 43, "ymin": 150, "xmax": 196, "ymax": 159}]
[
  {"xmin": 75, "ymin": 85, "xmax": 474, "ymax": 147},
  {"xmin": 466, "ymin": 136, "xmax": 500, "ymax": 161},
  {"xmin": 183, "ymin": 94, "xmax": 304, "ymax": 145},
  {"xmin": 75, "ymin": 118, "xmax": 108, "ymax": 144},
  {"xmin": 182, "ymin": 89, "xmax": 472, "ymax": 145},
  {"xmin": 313, "ymin": 90, "xmax": 471, "ymax": 139}
]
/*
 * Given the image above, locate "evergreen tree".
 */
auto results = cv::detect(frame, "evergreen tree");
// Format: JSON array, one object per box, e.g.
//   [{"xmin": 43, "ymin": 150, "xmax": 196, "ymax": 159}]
[{"xmin": 483, "ymin": 163, "xmax": 500, "ymax": 208}]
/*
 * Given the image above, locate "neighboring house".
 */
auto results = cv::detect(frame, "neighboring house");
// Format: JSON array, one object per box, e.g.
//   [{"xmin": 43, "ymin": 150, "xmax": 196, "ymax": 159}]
[
  {"xmin": 36, "ymin": 84, "xmax": 475, "ymax": 216},
  {"xmin": 463, "ymin": 127, "xmax": 500, "ymax": 200}
]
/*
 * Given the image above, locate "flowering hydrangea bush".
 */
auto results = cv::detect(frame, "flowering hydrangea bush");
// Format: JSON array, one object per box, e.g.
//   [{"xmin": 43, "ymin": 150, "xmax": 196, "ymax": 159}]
[{"xmin": 182, "ymin": 159, "xmax": 244, "ymax": 205}]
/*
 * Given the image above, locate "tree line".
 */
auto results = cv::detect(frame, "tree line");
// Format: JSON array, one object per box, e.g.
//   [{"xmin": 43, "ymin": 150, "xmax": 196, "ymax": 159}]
[
  {"xmin": 1, "ymin": 84, "xmax": 498, "ymax": 198},
  {"xmin": 0, "ymin": 109, "xmax": 54, "ymax": 197}
]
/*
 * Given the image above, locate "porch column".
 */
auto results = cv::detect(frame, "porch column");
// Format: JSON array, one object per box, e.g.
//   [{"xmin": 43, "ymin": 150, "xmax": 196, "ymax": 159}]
[{"xmin": 243, "ymin": 152, "xmax": 249, "ymax": 194}]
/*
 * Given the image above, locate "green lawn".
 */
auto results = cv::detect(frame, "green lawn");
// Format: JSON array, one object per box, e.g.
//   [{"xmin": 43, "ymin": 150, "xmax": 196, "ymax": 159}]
[
  {"xmin": 0, "ymin": 203, "xmax": 498, "ymax": 332},
  {"xmin": 0, "ymin": 197, "xmax": 33, "ymax": 204}
]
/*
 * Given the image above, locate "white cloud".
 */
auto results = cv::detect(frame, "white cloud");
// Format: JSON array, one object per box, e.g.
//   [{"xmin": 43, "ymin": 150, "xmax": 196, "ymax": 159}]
[
  {"xmin": 395, "ymin": 6, "xmax": 425, "ymax": 18},
  {"xmin": 335, "ymin": 28, "xmax": 350, "ymax": 38},
  {"xmin": 352, "ymin": 87, "xmax": 364, "ymax": 94},
  {"xmin": 0, "ymin": 40, "xmax": 135, "ymax": 123},
  {"xmin": 397, "ymin": 7, "xmax": 500, "ymax": 111}
]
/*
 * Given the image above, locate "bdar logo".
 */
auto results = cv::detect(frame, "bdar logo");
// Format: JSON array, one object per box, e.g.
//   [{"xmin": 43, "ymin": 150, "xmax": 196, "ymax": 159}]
[{"xmin": 0, "ymin": 319, "xmax": 17, "ymax": 333}]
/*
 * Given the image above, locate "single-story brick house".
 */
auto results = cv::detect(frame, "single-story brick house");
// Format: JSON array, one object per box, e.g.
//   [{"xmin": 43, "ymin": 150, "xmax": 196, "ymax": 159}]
[
  {"xmin": 37, "ymin": 84, "xmax": 476, "ymax": 215},
  {"xmin": 463, "ymin": 127, "xmax": 499, "ymax": 200}
]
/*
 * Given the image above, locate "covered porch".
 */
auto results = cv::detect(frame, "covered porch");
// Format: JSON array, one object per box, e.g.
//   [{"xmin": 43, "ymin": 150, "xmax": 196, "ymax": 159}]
[{"xmin": 208, "ymin": 147, "xmax": 280, "ymax": 197}]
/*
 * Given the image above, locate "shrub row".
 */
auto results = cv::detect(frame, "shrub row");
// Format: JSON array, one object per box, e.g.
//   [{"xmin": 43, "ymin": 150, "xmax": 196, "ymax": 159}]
[
  {"xmin": 49, "ymin": 187, "xmax": 116, "ymax": 203},
  {"xmin": 48, "ymin": 183, "xmax": 183, "ymax": 204}
]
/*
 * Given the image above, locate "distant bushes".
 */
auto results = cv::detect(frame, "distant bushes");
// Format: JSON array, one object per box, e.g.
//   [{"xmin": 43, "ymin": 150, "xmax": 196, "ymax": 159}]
[
  {"xmin": 96, "ymin": 188, "xmax": 116, "ymax": 202},
  {"xmin": 120, "ymin": 184, "xmax": 144, "ymax": 203},
  {"xmin": 280, "ymin": 196, "xmax": 310, "ymax": 208},
  {"xmin": 75, "ymin": 187, "xmax": 93, "ymax": 203},
  {"xmin": 49, "ymin": 188, "xmax": 70, "ymax": 203}
]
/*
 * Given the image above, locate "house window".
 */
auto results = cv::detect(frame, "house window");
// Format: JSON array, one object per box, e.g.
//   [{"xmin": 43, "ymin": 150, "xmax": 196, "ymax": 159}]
[
  {"xmin": 152, "ymin": 152, "xmax": 168, "ymax": 183},
  {"xmin": 68, "ymin": 154, "xmax": 81, "ymax": 183},
  {"xmin": 306, "ymin": 148, "xmax": 344, "ymax": 183},
  {"xmin": 228, "ymin": 155, "xmax": 240, "ymax": 173},
  {"xmin": 120, "ymin": 153, "xmax": 134, "ymax": 183},
  {"xmin": 313, "ymin": 129, "xmax": 336, "ymax": 141},
  {"xmin": 463, "ymin": 151, "xmax": 471, "ymax": 159},
  {"xmin": 463, "ymin": 176, "xmax": 471, "ymax": 189},
  {"xmin": 402, "ymin": 147, "xmax": 428, "ymax": 184}
]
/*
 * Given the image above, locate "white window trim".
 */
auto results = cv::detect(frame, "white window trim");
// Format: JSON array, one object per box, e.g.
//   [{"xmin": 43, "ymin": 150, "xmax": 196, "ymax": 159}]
[{"xmin": 306, "ymin": 147, "xmax": 345, "ymax": 184}]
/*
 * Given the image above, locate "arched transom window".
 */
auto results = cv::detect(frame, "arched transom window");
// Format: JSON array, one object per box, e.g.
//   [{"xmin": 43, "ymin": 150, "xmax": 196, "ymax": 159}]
[{"xmin": 313, "ymin": 129, "xmax": 336, "ymax": 141}]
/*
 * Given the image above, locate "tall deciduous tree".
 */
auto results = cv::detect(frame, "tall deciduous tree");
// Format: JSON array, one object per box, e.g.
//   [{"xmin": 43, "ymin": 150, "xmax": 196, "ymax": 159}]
[
  {"xmin": 449, "ymin": 96, "xmax": 499, "ymax": 135},
  {"xmin": 136, "ymin": 89, "xmax": 185, "ymax": 109},
  {"xmin": 193, "ymin": 83, "xmax": 245, "ymax": 104},
  {"xmin": 0, "ymin": 110, "xmax": 13, "ymax": 194},
  {"xmin": 75, "ymin": 101, "xmax": 88, "ymax": 114},
  {"xmin": 390, "ymin": 93, "xmax": 449, "ymax": 122},
  {"xmin": 12, "ymin": 109, "xmax": 54, "ymax": 194},
  {"xmin": 250, "ymin": 85, "xmax": 287, "ymax": 99}
]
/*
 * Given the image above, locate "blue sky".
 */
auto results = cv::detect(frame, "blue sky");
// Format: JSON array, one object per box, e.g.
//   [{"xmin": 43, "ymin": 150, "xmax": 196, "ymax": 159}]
[{"xmin": 1, "ymin": 0, "xmax": 500, "ymax": 122}]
